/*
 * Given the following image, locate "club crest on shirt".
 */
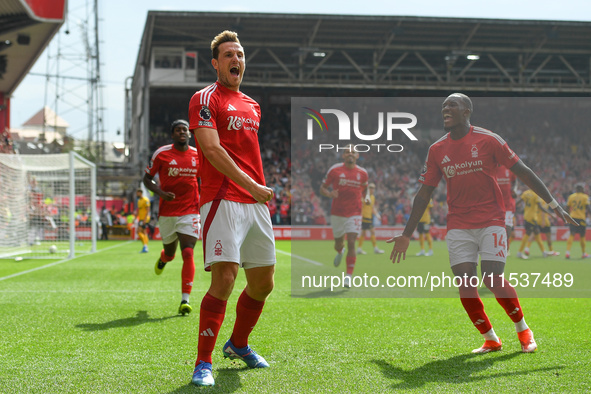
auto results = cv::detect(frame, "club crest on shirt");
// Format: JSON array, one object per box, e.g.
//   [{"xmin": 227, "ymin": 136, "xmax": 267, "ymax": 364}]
[
  {"xmin": 200, "ymin": 106, "xmax": 212, "ymax": 120},
  {"xmin": 192, "ymin": 157, "xmax": 197, "ymax": 167},
  {"xmin": 471, "ymin": 144, "xmax": 479, "ymax": 158}
]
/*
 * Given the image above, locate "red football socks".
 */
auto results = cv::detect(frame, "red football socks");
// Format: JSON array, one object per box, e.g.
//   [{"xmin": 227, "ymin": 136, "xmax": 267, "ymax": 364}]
[
  {"xmin": 181, "ymin": 247, "xmax": 195, "ymax": 294},
  {"xmin": 459, "ymin": 285, "xmax": 492, "ymax": 334},
  {"xmin": 196, "ymin": 293, "xmax": 227, "ymax": 364},
  {"xmin": 230, "ymin": 290, "xmax": 265, "ymax": 348},
  {"xmin": 346, "ymin": 256, "xmax": 356, "ymax": 276},
  {"xmin": 160, "ymin": 249, "xmax": 174, "ymax": 263},
  {"xmin": 485, "ymin": 275, "xmax": 524, "ymax": 323}
]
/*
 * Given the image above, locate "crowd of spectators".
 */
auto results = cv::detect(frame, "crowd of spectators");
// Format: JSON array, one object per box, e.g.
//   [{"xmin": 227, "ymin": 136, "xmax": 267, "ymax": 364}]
[{"xmin": 260, "ymin": 104, "xmax": 292, "ymax": 225}]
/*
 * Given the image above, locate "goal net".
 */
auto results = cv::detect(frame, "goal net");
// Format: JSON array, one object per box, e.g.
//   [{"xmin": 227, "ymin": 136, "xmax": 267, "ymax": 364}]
[{"xmin": 0, "ymin": 152, "xmax": 97, "ymax": 259}]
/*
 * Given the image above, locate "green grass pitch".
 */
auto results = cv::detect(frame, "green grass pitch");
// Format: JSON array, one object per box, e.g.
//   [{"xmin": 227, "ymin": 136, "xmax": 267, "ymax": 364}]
[{"xmin": 0, "ymin": 239, "xmax": 589, "ymax": 393}]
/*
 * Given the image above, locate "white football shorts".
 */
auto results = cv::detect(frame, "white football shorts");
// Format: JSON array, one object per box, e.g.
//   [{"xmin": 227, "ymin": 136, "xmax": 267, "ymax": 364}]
[
  {"xmin": 505, "ymin": 211, "xmax": 515, "ymax": 228},
  {"xmin": 446, "ymin": 226, "xmax": 507, "ymax": 266},
  {"xmin": 200, "ymin": 199, "xmax": 276, "ymax": 270},
  {"xmin": 158, "ymin": 214, "xmax": 200, "ymax": 244},
  {"xmin": 330, "ymin": 215, "xmax": 362, "ymax": 238}
]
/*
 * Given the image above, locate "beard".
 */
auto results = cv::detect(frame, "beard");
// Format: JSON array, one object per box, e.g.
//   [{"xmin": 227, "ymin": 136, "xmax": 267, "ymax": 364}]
[{"xmin": 218, "ymin": 70, "xmax": 242, "ymax": 89}]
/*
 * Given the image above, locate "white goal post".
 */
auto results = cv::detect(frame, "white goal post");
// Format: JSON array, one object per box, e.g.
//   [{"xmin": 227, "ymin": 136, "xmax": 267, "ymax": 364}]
[{"xmin": 0, "ymin": 152, "xmax": 97, "ymax": 259}]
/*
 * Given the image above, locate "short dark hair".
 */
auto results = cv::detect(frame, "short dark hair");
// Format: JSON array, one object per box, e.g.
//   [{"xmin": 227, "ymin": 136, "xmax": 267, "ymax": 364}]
[
  {"xmin": 170, "ymin": 119, "xmax": 189, "ymax": 133},
  {"xmin": 211, "ymin": 30, "xmax": 240, "ymax": 59}
]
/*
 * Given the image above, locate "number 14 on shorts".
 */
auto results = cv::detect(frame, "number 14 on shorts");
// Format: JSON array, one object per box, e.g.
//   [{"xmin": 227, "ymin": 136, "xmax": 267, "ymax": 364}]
[{"xmin": 493, "ymin": 232, "xmax": 506, "ymax": 249}]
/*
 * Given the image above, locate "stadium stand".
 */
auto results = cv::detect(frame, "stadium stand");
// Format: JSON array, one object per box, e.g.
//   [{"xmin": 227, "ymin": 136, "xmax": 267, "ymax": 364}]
[{"xmin": 0, "ymin": 1, "xmax": 65, "ymax": 154}]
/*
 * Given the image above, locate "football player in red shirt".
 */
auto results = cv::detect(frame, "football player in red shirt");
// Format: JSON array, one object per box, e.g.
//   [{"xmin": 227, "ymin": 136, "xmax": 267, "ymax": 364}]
[
  {"xmin": 320, "ymin": 146, "xmax": 369, "ymax": 286},
  {"xmin": 188, "ymin": 31, "xmax": 275, "ymax": 387},
  {"xmin": 389, "ymin": 93, "xmax": 576, "ymax": 354},
  {"xmin": 143, "ymin": 119, "xmax": 200, "ymax": 315}
]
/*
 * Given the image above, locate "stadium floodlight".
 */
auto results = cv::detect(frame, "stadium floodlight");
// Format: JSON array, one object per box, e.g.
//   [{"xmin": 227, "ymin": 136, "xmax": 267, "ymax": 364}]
[
  {"xmin": 0, "ymin": 40, "xmax": 11, "ymax": 52},
  {"xmin": 0, "ymin": 152, "xmax": 97, "ymax": 260},
  {"xmin": 450, "ymin": 49, "xmax": 480, "ymax": 61},
  {"xmin": 293, "ymin": 47, "xmax": 327, "ymax": 57}
]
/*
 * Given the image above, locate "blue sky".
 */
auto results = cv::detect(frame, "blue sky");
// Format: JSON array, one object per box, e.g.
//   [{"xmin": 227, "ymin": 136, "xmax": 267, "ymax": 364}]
[{"xmin": 10, "ymin": 0, "xmax": 591, "ymax": 144}]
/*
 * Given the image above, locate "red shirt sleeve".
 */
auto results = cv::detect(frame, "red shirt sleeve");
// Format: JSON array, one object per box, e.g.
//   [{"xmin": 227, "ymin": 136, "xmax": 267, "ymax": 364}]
[
  {"xmin": 493, "ymin": 139, "xmax": 520, "ymax": 169},
  {"xmin": 322, "ymin": 167, "xmax": 335, "ymax": 188},
  {"xmin": 188, "ymin": 89, "xmax": 218, "ymax": 131},
  {"xmin": 145, "ymin": 151, "xmax": 161, "ymax": 177},
  {"xmin": 419, "ymin": 147, "xmax": 443, "ymax": 187}
]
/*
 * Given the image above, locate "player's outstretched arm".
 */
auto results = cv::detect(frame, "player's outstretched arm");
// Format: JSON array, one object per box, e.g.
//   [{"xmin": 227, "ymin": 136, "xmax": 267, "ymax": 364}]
[
  {"xmin": 510, "ymin": 160, "xmax": 578, "ymax": 225},
  {"xmin": 387, "ymin": 234, "xmax": 410, "ymax": 263},
  {"xmin": 538, "ymin": 202, "xmax": 555, "ymax": 216},
  {"xmin": 552, "ymin": 205, "xmax": 578, "ymax": 226},
  {"xmin": 386, "ymin": 184, "xmax": 435, "ymax": 263},
  {"xmin": 194, "ymin": 127, "xmax": 273, "ymax": 203}
]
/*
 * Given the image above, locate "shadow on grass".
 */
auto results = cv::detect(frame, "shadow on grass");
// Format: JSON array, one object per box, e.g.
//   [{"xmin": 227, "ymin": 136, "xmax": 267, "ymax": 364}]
[
  {"xmin": 166, "ymin": 367, "xmax": 242, "ymax": 393},
  {"xmin": 75, "ymin": 310, "xmax": 183, "ymax": 331},
  {"xmin": 372, "ymin": 352, "xmax": 565, "ymax": 389},
  {"xmin": 291, "ymin": 286, "xmax": 350, "ymax": 298}
]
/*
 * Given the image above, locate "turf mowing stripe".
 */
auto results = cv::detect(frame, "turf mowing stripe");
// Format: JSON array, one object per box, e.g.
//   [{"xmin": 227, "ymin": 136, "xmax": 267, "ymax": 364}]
[
  {"xmin": 0, "ymin": 241, "xmax": 132, "ymax": 282},
  {"xmin": 276, "ymin": 249, "xmax": 322, "ymax": 266}
]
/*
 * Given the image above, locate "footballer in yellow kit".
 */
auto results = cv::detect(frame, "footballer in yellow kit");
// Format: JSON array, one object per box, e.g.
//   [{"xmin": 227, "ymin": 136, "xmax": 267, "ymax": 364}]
[
  {"xmin": 517, "ymin": 189, "xmax": 550, "ymax": 259},
  {"xmin": 416, "ymin": 199, "xmax": 434, "ymax": 256},
  {"xmin": 532, "ymin": 201, "xmax": 559, "ymax": 256},
  {"xmin": 136, "ymin": 188, "xmax": 151, "ymax": 253},
  {"xmin": 357, "ymin": 183, "xmax": 384, "ymax": 255},
  {"xmin": 565, "ymin": 184, "xmax": 591, "ymax": 259}
]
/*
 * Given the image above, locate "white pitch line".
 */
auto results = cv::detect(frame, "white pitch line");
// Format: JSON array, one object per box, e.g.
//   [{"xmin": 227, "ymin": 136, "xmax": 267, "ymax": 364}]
[
  {"xmin": 276, "ymin": 249, "xmax": 323, "ymax": 266},
  {"xmin": 0, "ymin": 241, "xmax": 132, "ymax": 282}
]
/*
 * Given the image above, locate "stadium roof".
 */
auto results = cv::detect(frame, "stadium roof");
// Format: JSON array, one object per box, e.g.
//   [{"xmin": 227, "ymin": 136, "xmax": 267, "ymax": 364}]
[
  {"xmin": 0, "ymin": 0, "xmax": 65, "ymax": 95},
  {"xmin": 137, "ymin": 11, "xmax": 591, "ymax": 93}
]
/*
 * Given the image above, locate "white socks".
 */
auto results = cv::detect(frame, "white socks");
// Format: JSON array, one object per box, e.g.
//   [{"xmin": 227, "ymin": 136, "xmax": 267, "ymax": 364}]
[
  {"xmin": 515, "ymin": 317, "xmax": 529, "ymax": 333},
  {"xmin": 483, "ymin": 328, "xmax": 500, "ymax": 343}
]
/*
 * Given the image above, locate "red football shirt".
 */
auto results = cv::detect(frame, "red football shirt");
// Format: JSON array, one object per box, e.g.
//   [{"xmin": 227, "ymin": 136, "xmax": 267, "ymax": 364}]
[
  {"xmin": 145, "ymin": 145, "xmax": 199, "ymax": 217},
  {"xmin": 322, "ymin": 163, "xmax": 368, "ymax": 217},
  {"xmin": 495, "ymin": 165, "xmax": 517, "ymax": 213},
  {"xmin": 188, "ymin": 82, "xmax": 265, "ymax": 207},
  {"xmin": 419, "ymin": 126, "xmax": 519, "ymax": 229}
]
